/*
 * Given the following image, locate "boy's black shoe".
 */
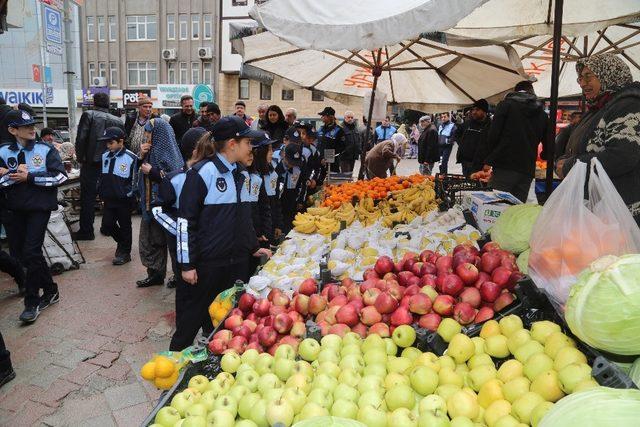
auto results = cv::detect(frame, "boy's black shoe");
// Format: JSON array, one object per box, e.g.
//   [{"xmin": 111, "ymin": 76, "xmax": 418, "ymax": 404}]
[
  {"xmin": 136, "ymin": 274, "xmax": 164, "ymax": 288},
  {"xmin": 0, "ymin": 369, "xmax": 16, "ymax": 388},
  {"xmin": 166, "ymin": 276, "xmax": 177, "ymax": 289},
  {"xmin": 112, "ymin": 254, "xmax": 131, "ymax": 266},
  {"xmin": 39, "ymin": 291, "xmax": 60, "ymax": 311},
  {"xmin": 19, "ymin": 306, "xmax": 40, "ymax": 323},
  {"xmin": 72, "ymin": 232, "xmax": 95, "ymax": 241}
]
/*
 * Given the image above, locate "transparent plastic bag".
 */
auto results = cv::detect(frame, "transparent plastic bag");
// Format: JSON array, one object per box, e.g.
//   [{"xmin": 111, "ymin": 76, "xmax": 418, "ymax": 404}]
[{"xmin": 529, "ymin": 159, "xmax": 640, "ymax": 305}]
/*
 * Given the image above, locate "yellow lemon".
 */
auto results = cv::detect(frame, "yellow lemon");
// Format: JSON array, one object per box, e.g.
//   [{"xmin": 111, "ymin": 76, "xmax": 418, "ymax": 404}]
[
  {"xmin": 140, "ymin": 361, "xmax": 156, "ymax": 381},
  {"xmin": 154, "ymin": 369, "xmax": 179, "ymax": 390},
  {"xmin": 154, "ymin": 356, "xmax": 176, "ymax": 378}
]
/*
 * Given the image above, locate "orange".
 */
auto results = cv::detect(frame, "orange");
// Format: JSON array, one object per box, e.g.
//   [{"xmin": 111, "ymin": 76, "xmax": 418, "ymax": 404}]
[
  {"xmin": 140, "ymin": 361, "xmax": 156, "ymax": 381},
  {"xmin": 154, "ymin": 356, "xmax": 176, "ymax": 378},
  {"xmin": 154, "ymin": 369, "xmax": 179, "ymax": 390}
]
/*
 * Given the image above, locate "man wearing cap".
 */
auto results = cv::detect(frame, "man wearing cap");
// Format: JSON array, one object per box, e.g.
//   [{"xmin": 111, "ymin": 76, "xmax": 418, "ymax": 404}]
[
  {"xmin": 0, "ymin": 110, "xmax": 67, "ymax": 323},
  {"xmin": 169, "ymin": 95, "xmax": 197, "ymax": 143},
  {"xmin": 317, "ymin": 107, "xmax": 345, "ymax": 173},
  {"xmin": 74, "ymin": 92, "xmax": 124, "ymax": 240},
  {"xmin": 456, "ymin": 99, "xmax": 492, "ymax": 177},
  {"xmin": 192, "ymin": 103, "xmax": 221, "ymax": 133},
  {"xmin": 234, "ymin": 101, "xmax": 254, "ymax": 127},
  {"xmin": 295, "ymin": 121, "xmax": 324, "ymax": 193}
]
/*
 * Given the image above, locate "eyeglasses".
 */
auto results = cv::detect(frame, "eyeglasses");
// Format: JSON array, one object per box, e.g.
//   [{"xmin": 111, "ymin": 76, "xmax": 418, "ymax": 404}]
[{"xmin": 577, "ymin": 73, "xmax": 597, "ymax": 84}]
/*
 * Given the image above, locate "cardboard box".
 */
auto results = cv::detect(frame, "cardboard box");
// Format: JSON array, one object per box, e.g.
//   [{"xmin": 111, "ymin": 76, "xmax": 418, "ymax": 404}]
[{"xmin": 463, "ymin": 191, "xmax": 521, "ymax": 233}]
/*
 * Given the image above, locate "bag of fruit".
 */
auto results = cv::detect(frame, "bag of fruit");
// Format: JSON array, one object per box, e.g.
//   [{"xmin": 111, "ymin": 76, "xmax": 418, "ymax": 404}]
[{"xmin": 528, "ymin": 158, "xmax": 640, "ymax": 305}]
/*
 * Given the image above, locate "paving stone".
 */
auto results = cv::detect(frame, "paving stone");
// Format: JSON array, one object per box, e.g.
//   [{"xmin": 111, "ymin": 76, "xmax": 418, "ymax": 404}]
[
  {"xmin": 28, "ymin": 364, "xmax": 72, "ymax": 389},
  {"xmin": 77, "ymin": 335, "xmax": 113, "ymax": 353},
  {"xmin": 74, "ymin": 414, "xmax": 117, "ymax": 427},
  {"xmin": 42, "ymin": 393, "xmax": 111, "ymax": 426},
  {"xmin": 113, "ymin": 401, "xmax": 153, "ymax": 427},
  {"xmin": 104, "ymin": 382, "xmax": 149, "ymax": 411},
  {"xmin": 49, "ymin": 348, "xmax": 96, "ymax": 370},
  {"xmin": 83, "ymin": 373, "xmax": 120, "ymax": 393},
  {"xmin": 86, "ymin": 351, "xmax": 120, "ymax": 368},
  {"xmin": 62, "ymin": 362, "xmax": 102, "ymax": 386},
  {"xmin": 9, "ymin": 400, "xmax": 57, "ymax": 426},
  {"xmin": 0, "ymin": 383, "xmax": 44, "ymax": 412},
  {"xmin": 32, "ymin": 379, "xmax": 82, "ymax": 408},
  {"xmin": 98, "ymin": 362, "xmax": 131, "ymax": 382}
]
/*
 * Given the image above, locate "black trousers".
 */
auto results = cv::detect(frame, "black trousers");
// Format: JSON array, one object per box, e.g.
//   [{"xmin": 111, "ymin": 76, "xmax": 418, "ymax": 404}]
[
  {"xmin": 461, "ymin": 161, "xmax": 475, "ymax": 178},
  {"xmin": 102, "ymin": 200, "xmax": 133, "ymax": 255},
  {"xmin": 438, "ymin": 144, "xmax": 453, "ymax": 174},
  {"xmin": 280, "ymin": 189, "xmax": 298, "ymax": 234},
  {"xmin": 4, "ymin": 210, "xmax": 57, "ymax": 308},
  {"xmin": 0, "ymin": 331, "xmax": 11, "ymax": 373},
  {"xmin": 490, "ymin": 168, "xmax": 533, "ymax": 203},
  {"xmin": 79, "ymin": 162, "xmax": 101, "ymax": 236},
  {"xmin": 0, "ymin": 249, "xmax": 23, "ymax": 288},
  {"xmin": 169, "ymin": 261, "xmax": 247, "ymax": 351}
]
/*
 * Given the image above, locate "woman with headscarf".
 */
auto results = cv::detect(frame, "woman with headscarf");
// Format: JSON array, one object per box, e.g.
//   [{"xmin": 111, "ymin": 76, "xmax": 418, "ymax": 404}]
[
  {"xmin": 364, "ymin": 133, "xmax": 405, "ymax": 178},
  {"xmin": 556, "ymin": 53, "xmax": 640, "ymax": 226},
  {"xmin": 136, "ymin": 118, "xmax": 185, "ymax": 288},
  {"xmin": 263, "ymin": 105, "xmax": 288, "ymax": 150}
]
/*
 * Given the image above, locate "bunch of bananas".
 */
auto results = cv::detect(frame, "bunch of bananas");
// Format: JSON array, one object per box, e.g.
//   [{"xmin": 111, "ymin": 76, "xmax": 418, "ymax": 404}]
[
  {"xmin": 315, "ymin": 216, "xmax": 341, "ymax": 236},
  {"xmin": 292, "ymin": 212, "xmax": 318, "ymax": 234},
  {"xmin": 333, "ymin": 203, "xmax": 356, "ymax": 226}
]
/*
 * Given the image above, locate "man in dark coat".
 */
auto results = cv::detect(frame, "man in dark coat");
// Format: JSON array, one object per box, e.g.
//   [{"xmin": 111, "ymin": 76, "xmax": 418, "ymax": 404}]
[
  {"xmin": 483, "ymin": 81, "xmax": 548, "ymax": 202},
  {"xmin": 169, "ymin": 95, "xmax": 196, "ymax": 143},
  {"xmin": 456, "ymin": 99, "xmax": 492, "ymax": 177},
  {"xmin": 555, "ymin": 111, "xmax": 582, "ymax": 157},
  {"xmin": 417, "ymin": 115, "xmax": 439, "ymax": 175},
  {"xmin": 74, "ymin": 92, "xmax": 124, "ymax": 240},
  {"xmin": 341, "ymin": 111, "xmax": 362, "ymax": 174}
]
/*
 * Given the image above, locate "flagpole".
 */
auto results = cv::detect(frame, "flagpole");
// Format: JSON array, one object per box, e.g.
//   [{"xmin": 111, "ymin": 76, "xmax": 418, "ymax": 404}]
[
  {"xmin": 545, "ymin": 0, "xmax": 564, "ymax": 198},
  {"xmin": 35, "ymin": 0, "xmax": 49, "ymax": 127}
]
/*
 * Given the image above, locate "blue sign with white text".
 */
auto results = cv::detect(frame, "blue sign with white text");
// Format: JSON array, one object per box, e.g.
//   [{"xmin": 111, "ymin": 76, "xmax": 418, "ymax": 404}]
[{"xmin": 44, "ymin": 5, "xmax": 62, "ymax": 45}]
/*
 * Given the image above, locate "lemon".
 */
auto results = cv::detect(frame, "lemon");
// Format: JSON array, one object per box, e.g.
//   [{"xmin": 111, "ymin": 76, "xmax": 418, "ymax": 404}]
[
  {"xmin": 140, "ymin": 361, "xmax": 156, "ymax": 381},
  {"xmin": 154, "ymin": 369, "xmax": 179, "ymax": 390},
  {"xmin": 154, "ymin": 356, "xmax": 176, "ymax": 378}
]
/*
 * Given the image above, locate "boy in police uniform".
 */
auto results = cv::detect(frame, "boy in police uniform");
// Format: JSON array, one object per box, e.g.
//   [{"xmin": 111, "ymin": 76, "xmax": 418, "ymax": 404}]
[
  {"xmin": 97, "ymin": 127, "xmax": 138, "ymax": 266},
  {"xmin": 0, "ymin": 110, "xmax": 67, "ymax": 323}
]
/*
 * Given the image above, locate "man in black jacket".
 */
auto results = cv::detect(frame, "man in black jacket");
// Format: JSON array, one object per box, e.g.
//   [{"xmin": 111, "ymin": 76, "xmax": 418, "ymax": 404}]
[
  {"xmin": 169, "ymin": 95, "xmax": 196, "ymax": 143},
  {"xmin": 341, "ymin": 111, "xmax": 362, "ymax": 174},
  {"xmin": 417, "ymin": 115, "xmax": 438, "ymax": 175},
  {"xmin": 483, "ymin": 81, "xmax": 548, "ymax": 202},
  {"xmin": 457, "ymin": 99, "xmax": 492, "ymax": 177},
  {"xmin": 74, "ymin": 93, "xmax": 124, "ymax": 240}
]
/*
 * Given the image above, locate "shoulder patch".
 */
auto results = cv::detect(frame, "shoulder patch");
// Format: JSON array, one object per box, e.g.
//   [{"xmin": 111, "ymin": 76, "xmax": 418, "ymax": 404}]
[{"xmin": 216, "ymin": 177, "xmax": 227, "ymax": 192}]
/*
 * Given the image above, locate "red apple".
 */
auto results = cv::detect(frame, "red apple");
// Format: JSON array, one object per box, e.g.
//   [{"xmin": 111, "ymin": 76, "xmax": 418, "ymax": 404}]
[
  {"xmin": 293, "ymin": 294, "xmax": 310, "ymax": 316},
  {"xmin": 506, "ymin": 271, "xmax": 525, "ymax": 291},
  {"xmin": 397, "ymin": 271, "xmax": 415, "ymax": 287},
  {"xmin": 480, "ymin": 281, "xmax": 502, "ymax": 303},
  {"xmin": 473, "ymin": 271, "xmax": 491, "ymax": 289},
  {"xmin": 456, "ymin": 263, "xmax": 480, "ymax": 285},
  {"xmin": 404, "ymin": 258, "xmax": 417, "ymax": 273},
  {"xmin": 407, "ymin": 275, "xmax": 421, "ymax": 288},
  {"xmin": 263, "ymin": 315, "xmax": 274, "ymax": 327},
  {"xmin": 383, "ymin": 272, "xmax": 398, "ymax": 282},
  {"xmin": 352, "ymin": 322, "xmax": 368, "ymax": 338},
  {"xmin": 482, "ymin": 242, "xmax": 501, "ymax": 253},
  {"xmin": 363, "ymin": 268, "xmax": 379, "ymax": 280},
  {"xmin": 308, "ymin": 294, "xmax": 328, "ymax": 314},
  {"xmin": 494, "ymin": 292, "xmax": 515, "ymax": 311},
  {"xmin": 287, "ymin": 310, "xmax": 303, "ymax": 324},
  {"xmin": 328, "ymin": 323, "xmax": 350, "ymax": 337},
  {"xmin": 298, "ymin": 278, "xmax": 318, "ymax": 295},
  {"xmin": 279, "ymin": 335, "xmax": 300, "ymax": 352},
  {"xmin": 492, "ymin": 267, "xmax": 512, "ymax": 288},
  {"xmin": 341, "ymin": 277, "xmax": 357, "ymax": 289},
  {"xmin": 433, "ymin": 294, "xmax": 456, "ymax": 316},
  {"xmin": 238, "ymin": 293, "xmax": 256, "ymax": 313},
  {"xmin": 360, "ymin": 306, "xmax": 382, "ymax": 326},
  {"xmin": 409, "ymin": 293, "xmax": 432, "ymax": 315},
  {"xmin": 347, "ymin": 287, "xmax": 362, "ymax": 302},
  {"xmin": 374, "ymin": 279, "xmax": 387, "ymax": 291},
  {"xmin": 421, "ymin": 263, "xmax": 437, "ymax": 276},
  {"xmin": 400, "ymin": 295, "xmax": 411, "ymax": 309},
  {"xmin": 290, "ymin": 321, "xmax": 306, "ymax": 338},
  {"xmin": 369, "ymin": 322, "xmax": 390, "ymax": 337},
  {"xmin": 269, "ymin": 305, "xmax": 287, "ymax": 316},
  {"xmin": 213, "ymin": 329, "xmax": 233, "ymax": 344},
  {"xmin": 480, "ymin": 252, "xmax": 501, "ymax": 273},
  {"xmin": 317, "ymin": 320, "xmax": 330, "ymax": 336},
  {"xmin": 268, "ymin": 288, "xmax": 283, "ymax": 302},
  {"xmin": 390, "ymin": 307, "xmax": 413, "ymax": 326},
  {"xmin": 325, "ymin": 284, "xmax": 343, "ymax": 301},
  {"xmin": 441, "ymin": 274, "xmax": 465, "ymax": 296},
  {"xmin": 405, "ymin": 284, "xmax": 420, "ymax": 297},
  {"xmin": 227, "ymin": 336, "xmax": 247, "ymax": 353},
  {"xmin": 246, "ymin": 342, "xmax": 263, "ymax": 353},
  {"xmin": 374, "ymin": 292, "xmax": 399, "ymax": 314},
  {"xmin": 348, "ymin": 298, "xmax": 364, "ymax": 313},
  {"xmin": 233, "ymin": 325, "xmax": 252, "ymax": 340},
  {"xmin": 420, "ymin": 275, "xmax": 437, "ymax": 288},
  {"xmin": 419, "ymin": 250, "xmax": 436, "ymax": 263},
  {"xmin": 453, "ymin": 251, "xmax": 478, "ymax": 270},
  {"xmin": 324, "ymin": 305, "xmax": 341, "ymax": 325},
  {"xmin": 230, "ymin": 308, "xmax": 243, "ymax": 317},
  {"xmin": 393, "ymin": 261, "xmax": 405, "ymax": 274},
  {"xmin": 474, "ymin": 307, "xmax": 495, "ymax": 323},
  {"xmin": 329, "ymin": 294, "xmax": 348, "ymax": 307},
  {"xmin": 273, "ymin": 313, "xmax": 293, "ymax": 334},
  {"xmin": 454, "ymin": 244, "xmax": 480, "ymax": 257},
  {"xmin": 246, "ymin": 312, "xmax": 258, "ymax": 323},
  {"xmin": 459, "ymin": 287, "xmax": 482, "ymax": 308},
  {"xmin": 315, "ymin": 311, "xmax": 326, "ymax": 324},
  {"xmin": 363, "ymin": 288, "xmax": 382, "ymax": 306},
  {"xmin": 411, "ymin": 262, "xmax": 424, "ymax": 277},
  {"xmin": 224, "ymin": 314, "xmax": 243, "ymax": 330},
  {"xmin": 360, "ymin": 279, "xmax": 378, "ymax": 293},
  {"xmin": 374, "ymin": 256, "xmax": 394, "ymax": 275},
  {"xmin": 335, "ymin": 305, "xmax": 359, "ymax": 327},
  {"xmin": 501, "ymin": 258, "xmax": 518, "ymax": 272},
  {"xmin": 241, "ymin": 319, "xmax": 257, "ymax": 333},
  {"xmin": 386, "ymin": 283, "xmax": 405, "ymax": 301},
  {"xmin": 453, "ymin": 302, "xmax": 477, "ymax": 325},
  {"xmin": 419, "ymin": 313, "xmax": 442, "ymax": 331},
  {"xmin": 208, "ymin": 339, "xmax": 226, "ymax": 354},
  {"xmin": 436, "ymin": 255, "xmax": 453, "ymax": 275}
]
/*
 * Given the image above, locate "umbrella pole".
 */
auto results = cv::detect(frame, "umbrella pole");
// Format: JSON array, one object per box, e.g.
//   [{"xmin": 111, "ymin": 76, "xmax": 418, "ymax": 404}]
[
  {"xmin": 358, "ymin": 74, "xmax": 379, "ymax": 180},
  {"xmin": 545, "ymin": 0, "xmax": 564, "ymax": 199}
]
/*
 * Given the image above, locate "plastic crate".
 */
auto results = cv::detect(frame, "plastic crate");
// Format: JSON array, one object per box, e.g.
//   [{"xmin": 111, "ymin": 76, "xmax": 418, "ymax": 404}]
[{"xmin": 435, "ymin": 173, "xmax": 491, "ymax": 209}]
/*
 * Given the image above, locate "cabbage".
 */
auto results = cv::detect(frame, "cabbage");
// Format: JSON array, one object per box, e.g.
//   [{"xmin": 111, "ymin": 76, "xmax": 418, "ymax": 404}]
[
  {"xmin": 490, "ymin": 204, "xmax": 542, "ymax": 254},
  {"xmin": 629, "ymin": 358, "xmax": 640, "ymax": 388},
  {"xmin": 565, "ymin": 254, "xmax": 640, "ymax": 355},
  {"xmin": 293, "ymin": 417, "xmax": 366, "ymax": 427},
  {"xmin": 517, "ymin": 249, "xmax": 530, "ymax": 274},
  {"xmin": 538, "ymin": 387, "xmax": 640, "ymax": 427}
]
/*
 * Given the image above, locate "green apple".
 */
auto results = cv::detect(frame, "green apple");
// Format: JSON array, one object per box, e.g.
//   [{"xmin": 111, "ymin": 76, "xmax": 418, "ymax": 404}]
[
  {"xmin": 318, "ymin": 349, "xmax": 340, "ymax": 364},
  {"xmin": 419, "ymin": 394, "xmax": 447, "ymax": 416},
  {"xmin": 448, "ymin": 334, "xmax": 475, "ymax": 364},
  {"xmin": 414, "ymin": 352, "xmax": 440, "ymax": 371},
  {"xmin": 255, "ymin": 353, "xmax": 274, "ymax": 375},
  {"xmin": 364, "ymin": 348, "xmax": 388, "ymax": 365},
  {"xmin": 292, "ymin": 360, "xmax": 314, "ymax": 378},
  {"xmin": 257, "ymin": 373, "xmax": 281, "ymax": 396},
  {"xmin": 496, "ymin": 360, "xmax": 523, "ymax": 383},
  {"xmin": 238, "ymin": 392, "xmax": 261, "ymax": 419},
  {"xmin": 385, "ymin": 384, "xmax": 415, "ymax": 411},
  {"xmin": 573, "ymin": 378, "xmax": 598, "ymax": 392},
  {"xmin": 199, "ymin": 390, "xmax": 216, "ymax": 411},
  {"xmin": 343, "ymin": 332, "xmax": 362, "ymax": 346},
  {"xmin": 502, "ymin": 377, "xmax": 531, "ymax": 403},
  {"xmin": 493, "ymin": 414, "xmax": 519, "ymax": 427},
  {"xmin": 236, "ymin": 369, "xmax": 260, "ymax": 392},
  {"xmin": 275, "ymin": 344, "xmax": 296, "ymax": 360},
  {"xmin": 187, "ymin": 375, "xmax": 209, "ymax": 393},
  {"xmin": 358, "ymin": 374, "xmax": 384, "ymax": 394},
  {"xmin": 282, "ymin": 387, "xmax": 306, "ymax": 414},
  {"xmin": 558, "ymin": 363, "xmax": 592, "ymax": 393},
  {"xmin": 467, "ymin": 364, "xmax": 497, "ymax": 392},
  {"xmin": 477, "ymin": 378, "xmax": 504, "ymax": 409},
  {"xmin": 512, "ymin": 392, "xmax": 545, "ymax": 424},
  {"xmin": 392, "ymin": 325, "xmax": 417, "ymax": 348},
  {"xmin": 530, "ymin": 401, "xmax": 553, "ymax": 427},
  {"xmin": 321, "ymin": 334, "xmax": 342, "ymax": 350},
  {"xmin": 221, "ymin": 351, "xmax": 242, "ymax": 373},
  {"xmin": 437, "ymin": 355, "xmax": 456, "ymax": 371},
  {"xmin": 262, "ymin": 387, "xmax": 284, "ymax": 403},
  {"xmin": 170, "ymin": 391, "xmax": 197, "ymax": 417},
  {"xmin": 507, "ymin": 329, "xmax": 532, "ymax": 355},
  {"xmin": 384, "ymin": 338, "xmax": 398, "ymax": 355},
  {"xmin": 338, "ymin": 369, "xmax": 361, "ymax": 388},
  {"xmin": 529, "ymin": 370, "xmax": 565, "ymax": 403},
  {"xmin": 364, "ymin": 362, "xmax": 387, "ymax": 378},
  {"xmin": 362, "ymin": 334, "xmax": 386, "ymax": 353},
  {"xmin": 553, "ymin": 347, "xmax": 587, "ymax": 371},
  {"xmin": 389, "ymin": 407, "xmax": 418, "ymax": 426},
  {"xmin": 410, "ymin": 366, "xmax": 439, "ymax": 396},
  {"xmin": 286, "ymin": 373, "xmax": 312, "ymax": 394},
  {"xmin": 312, "ymin": 373, "xmax": 338, "ymax": 392},
  {"xmin": 333, "ymin": 383, "xmax": 359, "ymax": 403},
  {"xmin": 498, "ymin": 315, "xmax": 523, "ymax": 337},
  {"xmin": 468, "ymin": 354, "xmax": 494, "ymax": 370},
  {"xmin": 438, "ymin": 318, "xmax": 462, "ymax": 342},
  {"xmin": 479, "ymin": 320, "xmax": 501, "ymax": 338},
  {"xmin": 212, "ymin": 395, "xmax": 237, "ymax": 417},
  {"xmin": 543, "ymin": 332, "xmax": 575, "ymax": 359},
  {"xmin": 182, "ymin": 415, "xmax": 207, "ymax": 427},
  {"xmin": 228, "ymin": 384, "xmax": 249, "ymax": 402},
  {"xmin": 450, "ymin": 416, "xmax": 474, "ymax": 427},
  {"xmin": 154, "ymin": 406, "xmax": 181, "ymax": 427},
  {"xmin": 341, "ymin": 343, "xmax": 362, "ymax": 357},
  {"xmin": 240, "ymin": 347, "xmax": 259, "ymax": 364},
  {"xmin": 235, "ymin": 420, "xmax": 258, "ymax": 427},
  {"xmin": 446, "ymin": 389, "xmax": 479, "ymax": 420},
  {"xmin": 266, "ymin": 398, "xmax": 294, "ymax": 426},
  {"xmin": 385, "ymin": 372, "xmax": 410, "ymax": 389},
  {"xmin": 530, "ymin": 321, "xmax": 561, "ymax": 344},
  {"xmin": 299, "ymin": 402, "xmax": 330, "ymax": 420},
  {"xmin": 513, "ymin": 340, "xmax": 544, "ymax": 363},
  {"xmin": 418, "ymin": 411, "xmax": 452, "ymax": 427},
  {"xmin": 484, "ymin": 335, "xmax": 510, "ymax": 358},
  {"xmin": 357, "ymin": 404, "xmax": 388, "ymax": 427},
  {"xmin": 435, "ymin": 384, "xmax": 461, "ymax": 401},
  {"xmin": 331, "ymin": 399, "xmax": 359, "ymax": 419},
  {"xmin": 387, "ymin": 356, "xmax": 412, "ymax": 374},
  {"xmin": 249, "ymin": 398, "xmax": 269, "ymax": 427},
  {"xmin": 484, "ymin": 399, "xmax": 511, "ymax": 427},
  {"xmin": 207, "ymin": 379, "xmax": 230, "ymax": 397},
  {"xmin": 471, "ymin": 337, "xmax": 486, "ymax": 355},
  {"xmin": 439, "ymin": 367, "xmax": 464, "ymax": 387},
  {"xmin": 319, "ymin": 361, "xmax": 341, "ymax": 378},
  {"xmin": 523, "ymin": 353, "xmax": 554, "ymax": 381},
  {"xmin": 358, "ymin": 389, "xmax": 386, "ymax": 409},
  {"xmin": 340, "ymin": 354, "xmax": 365, "ymax": 373},
  {"xmin": 274, "ymin": 357, "xmax": 295, "ymax": 382},
  {"xmin": 237, "ymin": 363, "xmax": 254, "ymax": 374},
  {"xmin": 205, "ymin": 409, "xmax": 234, "ymax": 427},
  {"xmin": 308, "ymin": 387, "xmax": 333, "ymax": 409},
  {"xmin": 215, "ymin": 372, "xmax": 235, "ymax": 385},
  {"xmin": 455, "ymin": 363, "xmax": 469, "ymax": 377},
  {"xmin": 298, "ymin": 338, "xmax": 321, "ymax": 362}
]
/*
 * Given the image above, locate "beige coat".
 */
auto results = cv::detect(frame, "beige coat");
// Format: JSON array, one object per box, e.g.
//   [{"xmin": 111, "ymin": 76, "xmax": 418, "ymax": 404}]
[{"xmin": 365, "ymin": 140, "xmax": 398, "ymax": 178}]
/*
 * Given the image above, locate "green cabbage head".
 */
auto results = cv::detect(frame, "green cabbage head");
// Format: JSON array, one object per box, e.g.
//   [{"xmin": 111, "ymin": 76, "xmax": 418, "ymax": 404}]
[
  {"xmin": 565, "ymin": 254, "xmax": 640, "ymax": 355},
  {"xmin": 517, "ymin": 249, "xmax": 530, "ymax": 274},
  {"xmin": 490, "ymin": 204, "xmax": 542, "ymax": 254},
  {"xmin": 539, "ymin": 387, "xmax": 640, "ymax": 427}
]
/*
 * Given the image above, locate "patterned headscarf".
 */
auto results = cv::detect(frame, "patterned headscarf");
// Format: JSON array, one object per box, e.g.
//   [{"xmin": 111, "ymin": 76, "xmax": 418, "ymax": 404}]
[{"xmin": 576, "ymin": 53, "xmax": 633, "ymax": 93}]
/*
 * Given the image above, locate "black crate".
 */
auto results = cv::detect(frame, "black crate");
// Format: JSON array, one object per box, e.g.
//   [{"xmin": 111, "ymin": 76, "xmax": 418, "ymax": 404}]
[{"xmin": 435, "ymin": 173, "xmax": 491, "ymax": 209}]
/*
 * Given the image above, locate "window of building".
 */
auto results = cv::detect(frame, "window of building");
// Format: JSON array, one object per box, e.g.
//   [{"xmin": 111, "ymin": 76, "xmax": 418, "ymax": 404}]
[
  {"xmin": 191, "ymin": 14, "xmax": 199, "ymax": 39},
  {"xmin": 179, "ymin": 62, "xmax": 187, "ymax": 84},
  {"xmin": 166, "ymin": 14, "xmax": 175, "ymax": 40},
  {"xmin": 232, "ymin": 0, "xmax": 248, "ymax": 5},
  {"xmin": 203, "ymin": 14, "xmax": 212, "ymax": 40},
  {"xmin": 191, "ymin": 62, "xmax": 200, "ymax": 84},
  {"xmin": 127, "ymin": 62, "xmax": 157, "ymax": 86},
  {"xmin": 86, "ymin": 17, "xmax": 95, "ymax": 42},
  {"xmin": 179, "ymin": 14, "xmax": 188, "ymax": 40},
  {"xmin": 168, "ymin": 62, "xmax": 176, "ymax": 84},
  {"xmin": 109, "ymin": 62, "xmax": 118, "ymax": 86},
  {"xmin": 239, "ymin": 78, "xmax": 250, "ymax": 99},
  {"xmin": 108, "ymin": 16, "xmax": 116, "ymax": 41},
  {"xmin": 97, "ymin": 16, "xmax": 105, "ymax": 41},
  {"xmin": 203, "ymin": 62, "xmax": 212, "ymax": 83},
  {"xmin": 88, "ymin": 63, "xmax": 96, "ymax": 81},
  {"xmin": 282, "ymin": 88, "xmax": 294, "ymax": 101},
  {"xmin": 126, "ymin": 15, "xmax": 156, "ymax": 41},
  {"xmin": 260, "ymin": 83, "xmax": 272, "ymax": 100},
  {"xmin": 98, "ymin": 62, "xmax": 106, "ymax": 78},
  {"xmin": 312, "ymin": 90, "xmax": 324, "ymax": 102}
]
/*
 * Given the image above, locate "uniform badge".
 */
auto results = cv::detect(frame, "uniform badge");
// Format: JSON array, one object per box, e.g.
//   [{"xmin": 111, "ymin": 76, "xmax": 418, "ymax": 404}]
[
  {"xmin": 252, "ymin": 183, "xmax": 260, "ymax": 195},
  {"xmin": 7, "ymin": 157, "xmax": 18, "ymax": 170},
  {"xmin": 119, "ymin": 163, "xmax": 128, "ymax": 173},
  {"xmin": 31, "ymin": 154, "xmax": 44, "ymax": 168},
  {"xmin": 21, "ymin": 111, "xmax": 31, "ymax": 120},
  {"xmin": 216, "ymin": 177, "xmax": 227, "ymax": 192},
  {"xmin": 270, "ymin": 178, "xmax": 277, "ymax": 190}
]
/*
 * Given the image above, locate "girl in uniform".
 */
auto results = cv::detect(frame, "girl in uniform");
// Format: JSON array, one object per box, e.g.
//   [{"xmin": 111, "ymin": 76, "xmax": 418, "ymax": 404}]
[
  {"xmin": 175, "ymin": 116, "xmax": 271, "ymax": 348},
  {"xmin": 278, "ymin": 140, "xmax": 305, "ymax": 234}
]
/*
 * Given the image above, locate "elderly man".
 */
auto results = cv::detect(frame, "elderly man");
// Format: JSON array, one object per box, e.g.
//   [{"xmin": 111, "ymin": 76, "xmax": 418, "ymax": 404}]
[
  {"xmin": 285, "ymin": 108, "xmax": 298, "ymax": 127},
  {"xmin": 365, "ymin": 134, "xmax": 404, "ymax": 178},
  {"xmin": 251, "ymin": 103, "xmax": 269, "ymax": 130},
  {"xmin": 418, "ymin": 115, "xmax": 439, "ymax": 175},
  {"xmin": 169, "ymin": 95, "xmax": 197, "ymax": 143},
  {"xmin": 125, "ymin": 95, "xmax": 156, "ymax": 155},
  {"xmin": 341, "ymin": 111, "xmax": 362, "ymax": 174},
  {"xmin": 234, "ymin": 100, "xmax": 253, "ymax": 127}
]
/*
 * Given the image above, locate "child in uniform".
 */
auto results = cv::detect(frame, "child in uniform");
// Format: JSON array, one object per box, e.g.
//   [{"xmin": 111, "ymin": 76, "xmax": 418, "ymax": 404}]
[
  {"xmin": 97, "ymin": 127, "xmax": 138, "ymax": 265},
  {"xmin": 278, "ymin": 134, "xmax": 305, "ymax": 234}
]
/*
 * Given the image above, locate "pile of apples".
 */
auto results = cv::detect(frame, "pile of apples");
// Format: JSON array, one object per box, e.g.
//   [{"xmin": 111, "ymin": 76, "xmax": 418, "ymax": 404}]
[
  {"xmin": 208, "ymin": 280, "xmax": 319, "ymax": 356},
  {"xmin": 311, "ymin": 242, "xmax": 523, "ymax": 338}
]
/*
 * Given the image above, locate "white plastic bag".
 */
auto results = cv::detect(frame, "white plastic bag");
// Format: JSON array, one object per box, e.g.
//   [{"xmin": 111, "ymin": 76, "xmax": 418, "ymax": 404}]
[{"xmin": 529, "ymin": 159, "xmax": 640, "ymax": 305}]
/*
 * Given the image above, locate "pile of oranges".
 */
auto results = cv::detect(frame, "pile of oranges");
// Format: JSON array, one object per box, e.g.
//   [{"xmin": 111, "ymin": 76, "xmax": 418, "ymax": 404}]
[{"xmin": 321, "ymin": 174, "xmax": 430, "ymax": 209}]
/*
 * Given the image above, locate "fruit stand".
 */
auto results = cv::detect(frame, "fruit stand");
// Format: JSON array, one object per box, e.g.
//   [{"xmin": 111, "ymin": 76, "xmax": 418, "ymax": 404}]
[{"xmin": 141, "ymin": 174, "xmax": 640, "ymax": 427}]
